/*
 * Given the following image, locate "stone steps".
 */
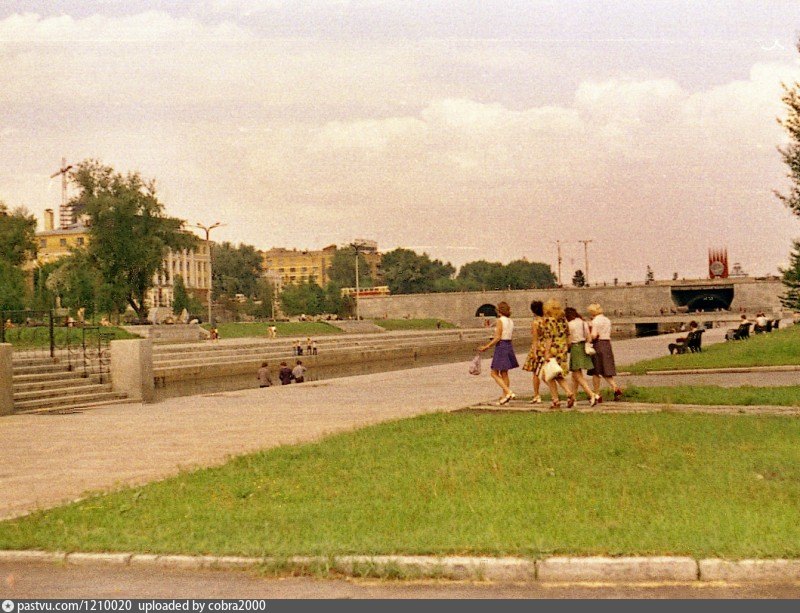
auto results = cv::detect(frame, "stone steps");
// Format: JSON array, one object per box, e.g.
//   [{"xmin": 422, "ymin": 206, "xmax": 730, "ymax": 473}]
[
  {"xmin": 13, "ymin": 374, "xmax": 105, "ymax": 393},
  {"xmin": 13, "ymin": 382, "xmax": 116, "ymax": 403},
  {"xmin": 13, "ymin": 389, "xmax": 126, "ymax": 413}
]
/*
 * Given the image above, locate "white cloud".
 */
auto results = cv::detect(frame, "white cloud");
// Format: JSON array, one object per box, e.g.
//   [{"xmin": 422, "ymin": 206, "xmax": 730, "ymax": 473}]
[{"xmin": 2, "ymin": 11, "xmax": 800, "ymax": 280}]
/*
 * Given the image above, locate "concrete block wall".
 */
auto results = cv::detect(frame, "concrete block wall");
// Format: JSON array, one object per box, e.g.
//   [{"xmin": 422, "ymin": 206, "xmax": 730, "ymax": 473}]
[
  {"xmin": 0, "ymin": 344, "xmax": 12, "ymax": 415},
  {"xmin": 110, "ymin": 339, "xmax": 154, "ymax": 402}
]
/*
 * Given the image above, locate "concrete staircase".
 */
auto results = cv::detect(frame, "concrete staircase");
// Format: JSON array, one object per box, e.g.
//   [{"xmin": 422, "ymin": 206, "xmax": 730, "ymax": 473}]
[
  {"xmin": 11, "ymin": 353, "xmax": 127, "ymax": 414},
  {"xmin": 152, "ymin": 328, "xmax": 505, "ymax": 384}
]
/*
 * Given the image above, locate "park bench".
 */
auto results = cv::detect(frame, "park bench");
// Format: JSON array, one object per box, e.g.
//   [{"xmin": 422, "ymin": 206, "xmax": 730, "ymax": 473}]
[
  {"xmin": 668, "ymin": 329, "xmax": 704, "ymax": 355},
  {"xmin": 726, "ymin": 322, "xmax": 752, "ymax": 341}
]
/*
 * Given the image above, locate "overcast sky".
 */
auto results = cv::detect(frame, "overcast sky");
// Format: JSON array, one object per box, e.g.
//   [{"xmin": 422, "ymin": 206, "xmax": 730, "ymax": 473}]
[{"xmin": 2, "ymin": 1, "xmax": 800, "ymax": 282}]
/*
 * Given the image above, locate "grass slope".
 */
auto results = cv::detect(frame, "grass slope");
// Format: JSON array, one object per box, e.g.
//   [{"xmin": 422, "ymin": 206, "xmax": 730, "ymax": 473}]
[
  {"xmin": 2, "ymin": 413, "xmax": 799, "ymax": 559},
  {"xmin": 626, "ymin": 325, "xmax": 800, "ymax": 374},
  {"xmin": 623, "ymin": 385, "xmax": 800, "ymax": 407},
  {"xmin": 375, "ymin": 319, "xmax": 455, "ymax": 331},
  {"xmin": 203, "ymin": 322, "xmax": 343, "ymax": 339},
  {"xmin": 3, "ymin": 326, "xmax": 139, "ymax": 348}
]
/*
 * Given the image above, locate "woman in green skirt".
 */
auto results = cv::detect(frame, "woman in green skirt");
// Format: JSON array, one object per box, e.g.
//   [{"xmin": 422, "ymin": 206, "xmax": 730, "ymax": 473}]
[{"xmin": 565, "ymin": 307, "xmax": 600, "ymax": 407}]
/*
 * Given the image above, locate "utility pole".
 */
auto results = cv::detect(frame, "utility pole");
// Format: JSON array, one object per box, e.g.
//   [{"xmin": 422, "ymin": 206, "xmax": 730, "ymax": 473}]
[
  {"xmin": 555, "ymin": 240, "xmax": 563, "ymax": 287},
  {"xmin": 193, "ymin": 222, "xmax": 224, "ymax": 326},
  {"xmin": 578, "ymin": 239, "xmax": 593, "ymax": 285},
  {"xmin": 50, "ymin": 157, "xmax": 73, "ymax": 229}
]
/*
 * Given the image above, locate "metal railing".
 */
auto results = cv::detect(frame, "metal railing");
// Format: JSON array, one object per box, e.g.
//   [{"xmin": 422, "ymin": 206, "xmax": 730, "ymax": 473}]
[{"xmin": 1, "ymin": 310, "xmax": 112, "ymax": 382}]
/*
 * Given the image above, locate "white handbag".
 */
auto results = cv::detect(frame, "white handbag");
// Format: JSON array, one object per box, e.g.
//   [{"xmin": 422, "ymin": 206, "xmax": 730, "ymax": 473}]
[
  {"xmin": 541, "ymin": 357, "xmax": 563, "ymax": 382},
  {"xmin": 584, "ymin": 322, "xmax": 596, "ymax": 355}
]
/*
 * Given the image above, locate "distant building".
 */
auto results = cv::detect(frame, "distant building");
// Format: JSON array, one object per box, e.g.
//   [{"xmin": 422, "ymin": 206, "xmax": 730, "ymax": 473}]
[
  {"xmin": 34, "ymin": 209, "xmax": 211, "ymax": 310},
  {"xmin": 340, "ymin": 285, "xmax": 391, "ymax": 297},
  {"xmin": 261, "ymin": 242, "xmax": 383, "ymax": 287}
]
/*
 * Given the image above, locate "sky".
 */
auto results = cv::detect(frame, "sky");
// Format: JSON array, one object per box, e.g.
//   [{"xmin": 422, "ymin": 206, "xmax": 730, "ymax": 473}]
[{"xmin": 2, "ymin": 1, "xmax": 800, "ymax": 283}]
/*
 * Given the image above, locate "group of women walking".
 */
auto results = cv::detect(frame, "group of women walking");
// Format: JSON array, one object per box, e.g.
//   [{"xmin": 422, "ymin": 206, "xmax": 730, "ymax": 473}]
[{"xmin": 478, "ymin": 300, "xmax": 623, "ymax": 408}]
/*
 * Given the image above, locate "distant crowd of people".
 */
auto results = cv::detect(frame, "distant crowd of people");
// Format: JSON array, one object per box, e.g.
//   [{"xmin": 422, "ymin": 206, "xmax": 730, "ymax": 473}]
[{"xmin": 479, "ymin": 300, "xmax": 623, "ymax": 408}]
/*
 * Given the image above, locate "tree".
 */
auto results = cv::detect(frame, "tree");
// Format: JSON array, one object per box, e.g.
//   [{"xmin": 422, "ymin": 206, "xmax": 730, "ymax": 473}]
[
  {"xmin": 279, "ymin": 280, "xmax": 326, "ymax": 316},
  {"xmin": 212, "ymin": 242, "xmax": 263, "ymax": 299},
  {"xmin": 456, "ymin": 259, "xmax": 556, "ymax": 291},
  {"xmin": 45, "ymin": 251, "xmax": 102, "ymax": 317},
  {"xmin": 777, "ymin": 49, "xmax": 800, "ymax": 307},
  {"xmin": 0, "ymin": 202, "xmax": 37, "ymax": 267},
  {"xmin": 381, "ymin": 248, "xmax": 456, "ymax": 294},
  {"xmin": 780, "ymin": 240, "xmax": 800, "ymax": 310},
  {"xmin": 69, "ymin": 160, "xmax": 197, "ymax": 320},
  {"xmin": 172, "ymin": 275, "xmax": 190, "ymax": 316},
  {"xmin": 246, "ymin": 278, "xmax": 275, "ymax": 320},
  {"xmin": 456, "ymin": 260, "xmax": 507, "ymax": 290},
  {"xmin": 505, "ymin": 259, "xmax": 557, "ymax": 289},
  {"xmin": 0, "ymin": 260, "xmax": 27, "ymax": 311},
  {"xmin": 572, "ymin": 269, "xmax": 586, "ymax": 287},
  {"xmin": 327, "ymin": 246, "xmax": 373, "ymax": 288}
]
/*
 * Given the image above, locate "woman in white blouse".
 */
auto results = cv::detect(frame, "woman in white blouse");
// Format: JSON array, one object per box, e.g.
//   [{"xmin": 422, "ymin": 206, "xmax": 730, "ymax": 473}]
[{"xmin": 587, "ymin": 303, "xmax": 623, "ymax": 402}]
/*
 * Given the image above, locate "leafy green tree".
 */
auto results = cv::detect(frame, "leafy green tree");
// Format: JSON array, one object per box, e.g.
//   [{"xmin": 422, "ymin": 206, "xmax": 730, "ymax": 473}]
[
  {"xmin": 212, "ymin": 242, "xmax": 263, "ymax": 299},
  {"xmin": 777, "ymin": 50, "xmax": 800, "ymax": 307},
  {"xmin": 69, "ymin": 159, "xmax": 196, "ymax": 320},
  {"xmin": 172, "ymin": 275, "xmax": 190, "ymax": 316},
  {"xmin": 0, "ymin": 260, "xmax": 27, "ymax": 311},
  {"xmin": 572, "ymin": 269, "xmax": 586, "ymax": 287},
  {"xmin": 280, "ymin": 280, "xmax": 326, "ymax": 316},
  {"xmin": 456, "ymin": 260, "xmax": 507, "ymax": 290},
  {"xmin": 327, "ymin": 246, "xmax": 373, "ymax": 288},
  {"xmin": 30, "ymin": 262, "xmax": 59, "ymax": 311},
  {"xmin": 381, "ymin": 248, "xmax": 456, "ymax": 294},
  {"xmin": 0, "ymin": 202, "xmax": 37, "ymax": 267},
  {"xmin": 44, "ymin": 251, "xmax": 102, "ymax": 317},
  {"xmin": 246, "ymin": 278, "xmax": 275, "ymax": 319},
  {"xmin": 505, "ymin": 259, "xmax": 557, "ymax": 289},
  {"xmin": 780, "ymin": 240, "xmax": 800, "ymax": 310}
]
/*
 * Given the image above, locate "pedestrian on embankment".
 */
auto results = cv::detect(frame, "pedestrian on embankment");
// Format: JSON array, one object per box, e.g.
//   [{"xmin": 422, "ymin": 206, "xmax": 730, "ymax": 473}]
[
  {"xmin": 521, "ymin": 300, "xmax": 545, "ymax": 404},
  {"xmin": 565, "ymin": 307, "xmax": 600, "ymax": 407},
  {"xmin": 292, "ymin": 360, "xmax": 307, "ymax": 383},
  {"xmin": 257, "ymin": 361, "xmax": 273, "ymax": 388},
  {"xmin": 279, "ymin": 361, "xmax": 294, "ymax": 385},
  {"xmin": 478, "ymin": 301, "xmax": 518, "ymax": 405},
  {"xmin": 587, "ymin": 303, "xmax": 623, "ymax": 401},
  {"xmin": 540, "ymin": 299, "xmax": 574, "ymax": 409}
]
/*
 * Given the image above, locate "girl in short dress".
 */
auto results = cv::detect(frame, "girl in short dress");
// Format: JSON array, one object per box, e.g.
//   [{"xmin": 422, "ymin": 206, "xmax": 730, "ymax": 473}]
[
  {"xmin": 521, "ymin": 300, "xmax": 546, "ymax": 404},
  {"xmin": 478, "ymin": 301, "xmax": 519, "ymax": 405}
]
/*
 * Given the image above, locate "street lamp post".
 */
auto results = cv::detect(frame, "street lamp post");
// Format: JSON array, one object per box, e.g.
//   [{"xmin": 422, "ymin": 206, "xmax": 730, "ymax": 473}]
[
  {"xmin": 193, "ymin": 222, "xmax": 224, "ymax": 326},
  {"xmin": 578, "ymin": 239, "xmax": 593, "ymax": 286}
]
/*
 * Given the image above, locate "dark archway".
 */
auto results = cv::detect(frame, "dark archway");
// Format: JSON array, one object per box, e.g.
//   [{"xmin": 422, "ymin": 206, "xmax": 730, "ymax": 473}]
[
  {"xmin": 671, "ymin": 287, "xmax": 734, "ymax": 312},
  {"xmin": 476, "ymin": 303, "xmax": 497, "ymax": 317}
]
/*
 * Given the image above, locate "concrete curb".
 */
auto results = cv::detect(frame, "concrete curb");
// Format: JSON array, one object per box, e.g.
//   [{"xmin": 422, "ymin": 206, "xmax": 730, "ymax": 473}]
[{"xmin": 2, "ymin": 551, "xmax": 800, "ymax": 582}]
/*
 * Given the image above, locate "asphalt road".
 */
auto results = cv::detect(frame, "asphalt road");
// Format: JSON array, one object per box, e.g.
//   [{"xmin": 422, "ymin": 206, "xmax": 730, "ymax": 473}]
[{"xmin": 2, "ymin": 563, "xmax": 799, "ymax": 599}]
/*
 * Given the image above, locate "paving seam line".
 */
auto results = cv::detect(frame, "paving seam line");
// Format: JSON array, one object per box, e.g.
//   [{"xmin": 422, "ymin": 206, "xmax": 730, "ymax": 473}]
[{"xmin": 1, "ymin": 551, "xmax": 799, "ymax": 582}]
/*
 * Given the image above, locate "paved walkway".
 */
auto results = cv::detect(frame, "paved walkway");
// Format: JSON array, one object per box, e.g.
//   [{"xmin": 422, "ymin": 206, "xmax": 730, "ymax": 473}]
[{"xmin": 0, "ymin": 326, "xmax": 792, "ymax": 520}]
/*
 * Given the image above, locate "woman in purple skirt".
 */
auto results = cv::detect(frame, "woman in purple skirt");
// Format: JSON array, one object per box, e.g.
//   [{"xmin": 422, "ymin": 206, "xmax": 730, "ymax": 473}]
[{"xmin": 478, "ymin": 301, "xmax": 519, "ymax": 405}]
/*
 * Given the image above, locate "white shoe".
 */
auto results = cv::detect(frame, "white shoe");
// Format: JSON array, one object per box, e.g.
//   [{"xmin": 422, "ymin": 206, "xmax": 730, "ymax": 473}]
[{"xmin": 530, "ymin": 395, "xmax": 542, "ymax": 404}]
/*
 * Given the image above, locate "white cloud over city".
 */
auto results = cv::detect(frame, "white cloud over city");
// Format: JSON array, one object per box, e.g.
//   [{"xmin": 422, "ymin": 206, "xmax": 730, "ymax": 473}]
[{"xmin": 2, "ymin": 4, "xmax": 800, "ymax": 282}]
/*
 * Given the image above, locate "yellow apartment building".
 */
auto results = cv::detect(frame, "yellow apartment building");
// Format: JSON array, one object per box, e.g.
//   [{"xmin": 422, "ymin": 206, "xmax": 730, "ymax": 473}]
[{"xmin": 261, "ymin": 241, "xmax": 384, "ymax": 288}]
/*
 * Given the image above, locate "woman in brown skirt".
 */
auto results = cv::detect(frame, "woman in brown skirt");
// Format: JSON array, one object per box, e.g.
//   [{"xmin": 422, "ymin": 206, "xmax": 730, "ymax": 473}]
[{"xmin": 587, "ymin": 303, "xmax": 623, "ymax": 401}]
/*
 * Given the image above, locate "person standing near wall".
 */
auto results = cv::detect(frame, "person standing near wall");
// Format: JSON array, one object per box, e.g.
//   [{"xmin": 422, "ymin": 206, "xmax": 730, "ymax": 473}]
[
  {"xmin": 521, "ymin": 300, "xmax": 545, "ymax": 404},
  {"xmin": 587, "ymin": 303, "xmax": 623, "ymax": 401},
  {"xmin": 257, "ymin": 361, "xmax": 273, "ymax": 388},
  {"xmin": 279, "ymin": 361, "xmax": 294, "ymax": 385},
  {"xmin": 292, "ymin": 360, "xmax": 307, "ymax": 383},
  {"xmin": 565, "ymin": 307, "xmax": 600, "ymax": 407},
  {"xmin": 478, "ymin": 301, "xmax": 518, "ymax": 405}
]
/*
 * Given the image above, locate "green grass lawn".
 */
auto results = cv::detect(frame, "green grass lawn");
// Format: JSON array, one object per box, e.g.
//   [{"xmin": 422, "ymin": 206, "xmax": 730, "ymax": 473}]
[
  {"xmin": 375, "ymin": 318, "xmax": 455, "ymax": 331},
  {"xmin": 626, "ymin": 325, "xmax": 800, "ymax": 374},
  {"xmin": 3, "ymin": 326, "xmax": 139, "ymax": 349},
  {"xmin": 622, "ymin": 385, "xmax": 800, "ymax": 407},
  {"xmin": 2, "ymin": 412, "xmax": 799, "ymax": 559},
  {"xmin": 202, "ymin": 322, "xmax": 343, "ymax": 339}
]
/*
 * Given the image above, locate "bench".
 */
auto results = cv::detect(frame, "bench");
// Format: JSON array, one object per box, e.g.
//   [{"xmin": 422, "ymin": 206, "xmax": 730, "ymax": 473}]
[
  {"xmin": 668, "ymin": 329, "xmax": 704, "ymax": 354},
  {"xmin": 726, "ymin": 322, "xmax": 752, "ymax": 341}
]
